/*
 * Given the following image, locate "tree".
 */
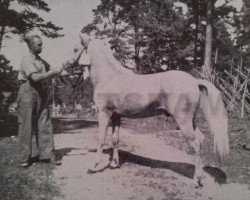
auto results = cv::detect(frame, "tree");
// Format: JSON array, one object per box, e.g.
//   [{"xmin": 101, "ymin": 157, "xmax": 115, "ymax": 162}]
[
  {"xmin": 83, "ymin": 0, "xmax": 247, "ymax": 77},
  {"xmin": 82, "ymin": 0, "xmax": 192, "ymax": 73},
  {"xmin": 0, "ymin": 54, "xmax": 18, "ymax": 92},
  {"xmin": 181, "ymin": 0, "xmax": 241, "ymax": 78},
  {"xmin": 0, "ymin": 0, "xmax": 63, "ymax": 50},
  {"xmin": 53, "ymin": 74, "xmax": 93, "ymax": 108},
  {"xmin": 237, "ymin": 0, "xmax": 250, "ymax": 66},
  {"xmin": 201, "ymin": 0, "xmax": 213, "ymax": 79},
  {"xmin": 0, "ymin": 54, "xmax": 18, "ymax": 116}
]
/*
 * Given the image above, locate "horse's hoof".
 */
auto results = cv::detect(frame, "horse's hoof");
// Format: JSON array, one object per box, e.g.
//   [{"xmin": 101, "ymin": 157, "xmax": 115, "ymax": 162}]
[
  {"xmin": 109, "ymin": 160, "xmax": 120, "ymax": 169},
  {"xmin": 195, "ymin": 179, "xmax": 204, "ymax": 188},
  {"xmin": 87, "ymin": 169, "xmax": 98, "ymax": 174},
  {"xmin": 194, "ymin": 176, "xmax": 205, "ymax": 188},
  {"xmin": 109, "ymin": 164, "xmax": 120, "ymax": 170},
  {"xmin": 243, "ymin": 144, "xmax": 250, "ymax": 150}
]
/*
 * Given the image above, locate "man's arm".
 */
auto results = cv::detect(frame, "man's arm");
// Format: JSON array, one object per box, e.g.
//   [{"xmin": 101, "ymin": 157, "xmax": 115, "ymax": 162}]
[
  {"xmin": 30, "ymin": 58, "xmax": 63, "ymax": 82},
  {"xmin": 21, "ymin": 56, "xmax": 62, "ymax": 82},
  {"xmin": 30, "ymin": 70, "xmax": 61, "ymax": 82}
]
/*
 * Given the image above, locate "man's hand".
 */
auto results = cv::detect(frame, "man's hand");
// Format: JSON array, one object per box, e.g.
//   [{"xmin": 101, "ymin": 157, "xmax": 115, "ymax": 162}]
[
  {"xmin": 8, "ymin": 103, "xmax": 17, "ymax": 116},
  {"xmin": 60, "ymin": 69, "xmax": 71, "ymax": 76},
  {"xmin": 51, "ymin": 66, "xmax": 63, "ymax": 76}
]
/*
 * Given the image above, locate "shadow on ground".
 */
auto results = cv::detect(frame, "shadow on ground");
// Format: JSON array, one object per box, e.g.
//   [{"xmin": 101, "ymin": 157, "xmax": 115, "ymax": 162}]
[
  {"xmin": 55, "ymin": 147, "xmax": 76, "ymax": 160},
  {"xmin": 52, "ymin": 118, "xmax": 98, "ymax": 134},
  {"xmin": 0, "ymin": 117, "xmax": 98, "ymax": 138},
  {"xmin": 55, "ymin": 147, "xmax": 88, "ymax": 161},
  {"xmin": 89, "ymin": 148, "xmax": 227, "ymax": 184}
]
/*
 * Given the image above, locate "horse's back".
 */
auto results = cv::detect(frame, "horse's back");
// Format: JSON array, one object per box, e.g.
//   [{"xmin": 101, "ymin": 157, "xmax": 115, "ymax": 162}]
[
  {"xmin": 94, "ymin": 70, "xmax": 199, "ymax": 100},
  {"xmin": 149, "ymin": 70, "xmax": 199, "ymax": 95}
]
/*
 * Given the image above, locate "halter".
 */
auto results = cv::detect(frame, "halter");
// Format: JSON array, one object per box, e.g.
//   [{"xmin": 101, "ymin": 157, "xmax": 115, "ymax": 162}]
[
  {"xmin": 57, "ymin": 44, "xmax": 91, "ymax": 106},
  {"xmin": 61, "ymin": 45, "xmax": 90, "ymax": 79}
]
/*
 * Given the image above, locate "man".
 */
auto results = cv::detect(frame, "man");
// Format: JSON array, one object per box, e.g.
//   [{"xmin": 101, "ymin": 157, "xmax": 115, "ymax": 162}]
[{"xmin": 17, "ymin": 35, "xmax": 84, "ymax": 167}]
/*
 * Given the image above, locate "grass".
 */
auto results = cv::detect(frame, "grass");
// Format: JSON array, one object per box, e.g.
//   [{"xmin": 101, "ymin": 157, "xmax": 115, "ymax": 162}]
[{"xmin": 0, "ymin": 136, "xmax": 61, "ymax": 200}]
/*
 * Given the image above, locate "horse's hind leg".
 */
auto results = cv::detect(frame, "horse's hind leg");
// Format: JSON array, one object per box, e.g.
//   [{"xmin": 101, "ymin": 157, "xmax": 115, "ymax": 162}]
[
  {"xmin": 88, "ymin": 111, "xmax": 110, "ymax": 173},
  {"xmin": 192, "ymin": 127, "xmax": 205, "ymax": 187},
  {"xmin": 175, "ymin": 115, "xmax": 204, "ymax": 187},
  {"xmin": 110, "ymin": 114, "xmax": 121, "ymax": 169}
]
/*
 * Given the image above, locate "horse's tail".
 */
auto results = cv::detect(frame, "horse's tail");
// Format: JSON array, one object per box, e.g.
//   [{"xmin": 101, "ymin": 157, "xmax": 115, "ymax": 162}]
[{"xmin": 198, "ymin": 79, "xmax": 229, "ymax": 159}]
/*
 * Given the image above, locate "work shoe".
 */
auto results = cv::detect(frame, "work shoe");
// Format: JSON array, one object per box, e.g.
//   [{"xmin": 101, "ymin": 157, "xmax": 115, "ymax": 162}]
[
  {"xmin": 244, "ymin": 144, "xmax": 250, "ymax": 150},
  {"xmin": 39, "ymin": 157, "xmax": 61, "ymax": 165},
  {"xmin": 19, "ymin": 162, "xmax": 30, "ymax": 168},
  {"xmin": 50, "ymin": 157, "xmax": 62, "ymax": 166}
]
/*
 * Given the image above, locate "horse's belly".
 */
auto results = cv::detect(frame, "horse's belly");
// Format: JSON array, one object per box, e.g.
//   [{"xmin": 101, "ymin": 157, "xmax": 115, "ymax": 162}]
[
  {"xmin": 115, "ymin": 102, "xmax": 165, "ymax": 118},
  {"xmin": 119, "ymin": 110, "xmax": 163, "ymax": 118}
]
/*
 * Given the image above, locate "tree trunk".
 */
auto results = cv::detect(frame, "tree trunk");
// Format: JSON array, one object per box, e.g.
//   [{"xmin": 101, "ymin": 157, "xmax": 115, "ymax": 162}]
[
  {"xmin": 133, "ymin": 23, "xmax": 141, "ymax": 73},
  {"xmin": 214, "ymin": 29, "xmax": 221, "ymax": 66},
  {"xmin": 0, "ymin": 25, "xmax": 6, "ymax": 51},
  {"xmin": 214, "ymin": 47, "xmax": 218, "ymax": 64},
  {"xmin": 194, "ymin": 0, "xmax": 199, "ymax": 67},
  {"xmin": 0, "ymin": 0, "xmax": 11, "ymax": 51},
  {"xmin": 202, "ymin": 0, "xmax": 213, "ymax": 80}
]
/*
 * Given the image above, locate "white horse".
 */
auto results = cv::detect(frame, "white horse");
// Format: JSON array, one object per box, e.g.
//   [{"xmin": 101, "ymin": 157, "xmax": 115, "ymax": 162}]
[{"xmin": 73, "ymin": 34, "xmax": 229, "ymax": 187}]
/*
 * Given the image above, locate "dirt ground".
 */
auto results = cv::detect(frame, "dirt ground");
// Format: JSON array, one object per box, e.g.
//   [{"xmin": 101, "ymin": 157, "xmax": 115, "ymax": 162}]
[{"xmin": 51, "ymin": 116, "xmax": 250, "ymax": 200}]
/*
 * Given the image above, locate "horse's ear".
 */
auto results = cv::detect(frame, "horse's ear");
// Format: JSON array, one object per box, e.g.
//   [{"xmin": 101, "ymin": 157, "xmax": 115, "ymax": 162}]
[
  {"xmin": 74, "ymin": 44, "xmax": 83, "ymax": 53},
  {"xmin": 79, "ymin": 33, "xmax": 91, "ymax": 48}
]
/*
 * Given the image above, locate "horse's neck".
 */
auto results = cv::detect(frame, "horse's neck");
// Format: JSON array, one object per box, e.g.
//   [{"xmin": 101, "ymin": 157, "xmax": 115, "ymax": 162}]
[
  {"xmin": 90, "ymin": 63, "xmax": 117, "ymax": 86},
  {"xmin": 89, "ymin": 42, "xmax": 132, "ymax": 86},
  {"xmin": 90, "ymin": 60, "xmax": 132, "ymax": 87}
]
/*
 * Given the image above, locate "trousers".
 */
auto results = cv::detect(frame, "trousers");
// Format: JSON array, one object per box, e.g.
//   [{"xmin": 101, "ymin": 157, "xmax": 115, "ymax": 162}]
[{"xmin": 17, "ymin": 81, "xmax": 54, "ymax": 163}]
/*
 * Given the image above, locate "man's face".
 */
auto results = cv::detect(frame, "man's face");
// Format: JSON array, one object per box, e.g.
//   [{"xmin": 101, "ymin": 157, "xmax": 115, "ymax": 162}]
[{"xmin": 30, "ymin": 37, "xmax": 43, "ymax": 54}]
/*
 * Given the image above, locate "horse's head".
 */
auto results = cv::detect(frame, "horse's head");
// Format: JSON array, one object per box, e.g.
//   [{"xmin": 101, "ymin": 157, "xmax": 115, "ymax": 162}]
[{"xmin": 60, "ymin": 33, "xmax": 92, "ymax": 80}]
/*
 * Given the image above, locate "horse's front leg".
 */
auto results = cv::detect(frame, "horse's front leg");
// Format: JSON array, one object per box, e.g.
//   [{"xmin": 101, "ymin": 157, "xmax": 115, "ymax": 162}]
[
  {"xmin": 88, "ymin": 111, "xmax": 110, "ymax": 173},
  {"xmin": 110, "ymin": 114, "xmax": 121, "ymax": 169}
]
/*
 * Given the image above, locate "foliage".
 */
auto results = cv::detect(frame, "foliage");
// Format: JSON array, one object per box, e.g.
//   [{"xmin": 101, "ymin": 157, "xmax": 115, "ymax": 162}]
[
  {"xmin": 237, "ymin": 0, "xmax": 250, "ymax": 66},
  {"xmin": 82, "ymin": 0, "xmax": 194, "ymax": 73},
  {"xmin": 181, "ymin": 0, "xmax": 247, "ymax": 75},
  {"xmin": 0, "ymin": 0, "xmax": 63, "ymax": 49},
  {"xmin": 52, "ymin": 75, "xmax": 94, "ymax": 107},
  {"xmin": 0, "ymin": 54, "xmax": 18, "ymax": 91},
  {"xmin": 0, "ymin": 54, "xmax": 18, "ymax": 114},
  {"xmin": 82, "ymin": 0, "xmax": 248, "ymax": 76}
]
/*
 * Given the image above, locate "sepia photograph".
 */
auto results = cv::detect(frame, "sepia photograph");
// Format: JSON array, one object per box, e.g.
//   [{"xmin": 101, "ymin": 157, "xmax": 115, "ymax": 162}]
[{"xmin": 0, "ymin": 0, "xmax": 249, "ymax": 199}]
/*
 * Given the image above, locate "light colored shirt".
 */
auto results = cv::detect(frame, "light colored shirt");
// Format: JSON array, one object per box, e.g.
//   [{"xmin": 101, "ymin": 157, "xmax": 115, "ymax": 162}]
[{"xmin": 18, "ymin": 52, "xmax": 50, "ymax": 81}]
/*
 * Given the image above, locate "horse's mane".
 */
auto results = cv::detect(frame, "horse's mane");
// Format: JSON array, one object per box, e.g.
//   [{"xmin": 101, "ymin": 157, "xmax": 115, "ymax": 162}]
[{"xmin": 87, "ymin": 39, "xmax": 131, "ymax": 74}]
